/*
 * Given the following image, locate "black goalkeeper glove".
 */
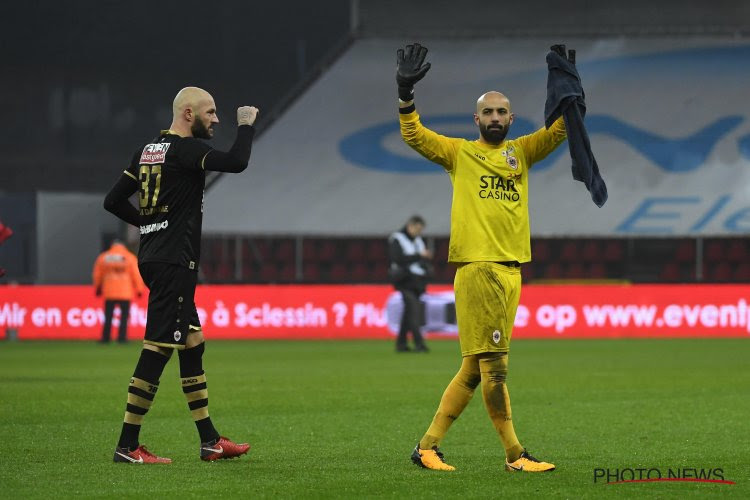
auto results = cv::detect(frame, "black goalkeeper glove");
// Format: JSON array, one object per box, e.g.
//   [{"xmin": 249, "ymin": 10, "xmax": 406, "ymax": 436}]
[
  {"xmin": 396, "ymin": 43, "xmax": 431, "ymax": 101},
  {"xmin": 550, "ymin": 44, "xmax": 576, "ymax": 64}
]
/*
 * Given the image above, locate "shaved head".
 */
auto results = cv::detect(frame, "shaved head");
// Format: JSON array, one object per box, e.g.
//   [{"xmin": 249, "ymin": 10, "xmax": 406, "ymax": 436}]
[
  {"xmin": 476, "ymin": 91, "xmax": 511, "ymax": 114},
  {"xmin": 474, "ymin": 91, "xmax": 514, "ymax": 145},
  {"xmin": 172, "ymin": 87, "xmax": 214, "ymax": 117},
  {"xmin": 170, "ymin": 86, "xmax": 219, "ymax": 139}
]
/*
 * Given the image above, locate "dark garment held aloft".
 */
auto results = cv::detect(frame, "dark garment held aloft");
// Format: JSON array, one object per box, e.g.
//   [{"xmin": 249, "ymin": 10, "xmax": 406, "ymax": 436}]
[{"xmin": 544, "ymin": 51, "xmax": 608, "ymax": 207}]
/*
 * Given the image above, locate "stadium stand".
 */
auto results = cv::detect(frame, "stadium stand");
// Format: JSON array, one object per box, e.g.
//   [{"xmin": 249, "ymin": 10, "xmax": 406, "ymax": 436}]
[
  {"xmin": 197, "ymin": 234, "xmax": 750, "ymax": 284},
  {"xmin": 191, "ymin": 34, "xmax": 749, "ymax": 285}
]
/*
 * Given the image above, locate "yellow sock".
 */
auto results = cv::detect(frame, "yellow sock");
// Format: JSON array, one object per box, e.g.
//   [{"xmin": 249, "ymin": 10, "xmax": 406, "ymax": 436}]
[
  {"xmin": 420, "ymin": 356, "xmax": 481, "ymax": 449},
  {"xmin": 479, "ymin": 353, "xmax": 524, "ymax": 462}
]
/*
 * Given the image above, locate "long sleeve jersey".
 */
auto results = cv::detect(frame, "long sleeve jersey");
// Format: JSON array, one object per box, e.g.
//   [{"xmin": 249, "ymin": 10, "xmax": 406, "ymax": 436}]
[{"xmin": 399, "ymin": 109, "xmax": 566, "ymax": 263}]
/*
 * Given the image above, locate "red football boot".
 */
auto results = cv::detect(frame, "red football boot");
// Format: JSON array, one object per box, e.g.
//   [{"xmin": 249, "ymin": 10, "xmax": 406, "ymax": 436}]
[
  {"xmin": 113, "ymin": 445, "xmax": 172, "ymax": 464},
  {"xmin": 200, "ymin": 436, "xmax": 251, "ymax": 461}
]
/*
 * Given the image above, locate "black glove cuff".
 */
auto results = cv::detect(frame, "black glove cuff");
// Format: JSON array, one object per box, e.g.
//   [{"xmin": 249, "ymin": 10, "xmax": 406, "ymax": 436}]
[{"xmin": 398, "ymin": 86, "xmax": 414, "ymax": 101}]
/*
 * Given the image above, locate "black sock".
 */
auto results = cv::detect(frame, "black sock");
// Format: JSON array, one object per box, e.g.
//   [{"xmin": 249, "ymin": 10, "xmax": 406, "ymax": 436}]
[
  {"xmin": 179, "ymin": 341, "xmax": 220, "ymax": 443},
  {"xmin": 117, "ymin": 348, "xmax": 170, "ymax": 449}
]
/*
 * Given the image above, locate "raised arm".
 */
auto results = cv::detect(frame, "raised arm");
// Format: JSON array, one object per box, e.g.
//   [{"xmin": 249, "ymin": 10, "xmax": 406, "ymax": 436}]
[
  {"xmin": 202, "ymin": 106, "xmax": 259, "ymax": 173},
  {"xmin": 397, "ymin": 43, "xmax": 462, "ymax": 171},
  {"xmin": 515, "ymin": 117, "xmax": 567, "ymax": 167}
]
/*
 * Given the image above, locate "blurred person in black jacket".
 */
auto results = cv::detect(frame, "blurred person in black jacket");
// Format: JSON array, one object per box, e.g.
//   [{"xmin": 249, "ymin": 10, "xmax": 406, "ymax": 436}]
[{"xmin": 388, "ymin": 215, "xmax": 432, "ymax": 352}]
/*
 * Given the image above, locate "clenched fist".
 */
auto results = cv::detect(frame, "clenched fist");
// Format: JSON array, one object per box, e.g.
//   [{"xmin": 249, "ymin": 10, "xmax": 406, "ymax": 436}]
[{"xmin": 237, "ymin": 106, "xmax": 259, "ymax": 126}]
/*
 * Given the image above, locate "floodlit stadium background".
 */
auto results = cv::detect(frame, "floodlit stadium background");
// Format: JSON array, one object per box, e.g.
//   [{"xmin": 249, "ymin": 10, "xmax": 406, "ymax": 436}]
[{"xmin": 2, "ymin": 0, "xmax": 750, "ymax": 341}]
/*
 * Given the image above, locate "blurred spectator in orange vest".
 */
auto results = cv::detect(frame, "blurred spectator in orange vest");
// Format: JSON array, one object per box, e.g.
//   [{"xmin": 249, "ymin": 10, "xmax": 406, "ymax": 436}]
[{"xmin": 93, "ymin": 240, "xmax": 145, "ymax": 343}]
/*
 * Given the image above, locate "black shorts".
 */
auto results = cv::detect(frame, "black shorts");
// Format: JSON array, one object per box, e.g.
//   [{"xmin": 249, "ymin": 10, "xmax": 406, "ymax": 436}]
[{"xmin": 139, "ymin": 262, "xmax": 201, "ymax": 349}]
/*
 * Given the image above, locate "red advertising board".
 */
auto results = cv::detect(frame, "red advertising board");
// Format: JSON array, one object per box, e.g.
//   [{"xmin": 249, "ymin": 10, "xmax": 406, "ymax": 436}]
[{"xmin": 1, "ymin": 284, "xmax": 749, "ymax": 340}]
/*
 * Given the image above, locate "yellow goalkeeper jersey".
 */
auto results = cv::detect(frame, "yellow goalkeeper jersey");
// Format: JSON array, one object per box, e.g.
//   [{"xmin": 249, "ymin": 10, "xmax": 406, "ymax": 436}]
[{"xmin": 400, "ymin": 109, "xmax": 566, "ymax": 263}]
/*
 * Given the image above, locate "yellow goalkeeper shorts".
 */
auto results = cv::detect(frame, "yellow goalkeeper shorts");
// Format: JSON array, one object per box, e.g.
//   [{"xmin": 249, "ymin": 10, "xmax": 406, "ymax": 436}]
[{"xmin": 454, "ymin": 261, "xmax": 521, "ymax": 356}]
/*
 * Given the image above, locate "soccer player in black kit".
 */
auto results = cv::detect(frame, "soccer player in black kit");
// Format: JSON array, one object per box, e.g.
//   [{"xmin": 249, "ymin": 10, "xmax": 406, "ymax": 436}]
[{"xmin": 104, "ymin": 87, "xmax": 258, "ymax": 464}]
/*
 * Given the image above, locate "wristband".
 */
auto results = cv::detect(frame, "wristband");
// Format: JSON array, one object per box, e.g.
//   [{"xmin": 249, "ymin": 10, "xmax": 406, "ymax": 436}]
[{"xmin": 398, "ymin": 86, "xmax": 414, "ymax": 102}]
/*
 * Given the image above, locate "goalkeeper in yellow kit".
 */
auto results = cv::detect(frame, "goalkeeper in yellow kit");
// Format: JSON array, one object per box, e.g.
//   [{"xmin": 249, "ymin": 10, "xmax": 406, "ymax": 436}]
[{"xmin": 398, "ymin": 43, "xmax": 570, "ymax": 472}]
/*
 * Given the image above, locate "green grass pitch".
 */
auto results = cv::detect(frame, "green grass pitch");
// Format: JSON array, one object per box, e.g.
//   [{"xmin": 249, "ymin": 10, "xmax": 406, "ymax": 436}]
[{"xmin": 1, "ymin": 338, "xmax": 748, "ymax": 498}]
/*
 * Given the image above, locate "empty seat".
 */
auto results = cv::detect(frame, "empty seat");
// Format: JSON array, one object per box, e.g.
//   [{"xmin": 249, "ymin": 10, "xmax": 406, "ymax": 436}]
[
  {"xmin": 328, "ymin": 263, "xmax": 349, "ymax": 282},
  {"xmin": 710, "ymin": 262, "xmax": 732, "ymax": 282},
  {"xmin": 544, "ymin": 262, "xmax": 564, "ymax": 279},
  {"xmin": 213, "ymin": 262, "xmax": 233, "ymax": 282},
  {"xmin": 259, "ymin": 264, "xmax": 278, "ymax": 283},
  {"xmin": 199, "ymin": 261, "xmax": 217, "ymax": 282},
  {"xmin": 302, "ymin": 239, "xmax": 318, "ymax": 262},
  {"xmin": 317, "ymin": 241, "xmax": 338, "ymax": 263},
  {"xmin": 303, "ymin": 263, "xmax": 321, "ymax": 282},
  {"xmin": 366, "ymin": 240, "xmax": 387, "ymax": 263},
  {"xmin": 704, "ymin": 241, "xmax": 724, "ymax": 262},
  {"xmin": 277, "ymin": 263, "xmax": 296, "ymax": 282},
  {"xmin": 734, "ymin": 262, "xmax": 750, "ymax": 281},
  {"xmin": 588, "ymin": 262, "xmax": 607, "ymax": 279},
  {"xmin": 274, "ymin": 240, "xmax": 295, "ymax": 262},
  {"xmin": 603, "ymin": 241, "xmax": 624, "ymax": 262},
  {"xmin": 674, "ymin": 240, "xmax": 695, "ymax": 262},
  {"xmin": 581, "ymin": 241, "xmax": 602, "ymax": 262},
  {"xmin": 202, "ymin": 238, "xmax": 224, "ymax": 262},
  {"xmin": 532, "ymin": 240, "xmax": 551, "ymax": 262},
  {"xmin": 559, "ymin": 241, "xmax": 578, "ymax": 262},
  {"xmin": 565, "ymin": 262, "xmax": 586, "ymax": 279},
  {"xmin": 659, "ymin": 262, "xmax": 681, "ymax": 282},
  {"xmin": 726, "ymin": 240, "xmax": 748, "ymax": 262},
  {"xmin": 240, "ymin": 261, "xmax": 256, "ymax": 282},
  {"xmin": 370, "ymin": 265, "xmax": 389, "ymax": 282},
  {"xmin": 350, "ymin": 263, "xmax": 370, "ymax": 282},
  {"xmin": 521, "ymin": 263, "xmax": 535, "ymax": 282},
  {"xmin": 434, "ymin": 238, "xmax": 450, "ymax": 262},
  {"xmin": 345, "ymin": 240, "xmax": 366, "ymax": 261}
]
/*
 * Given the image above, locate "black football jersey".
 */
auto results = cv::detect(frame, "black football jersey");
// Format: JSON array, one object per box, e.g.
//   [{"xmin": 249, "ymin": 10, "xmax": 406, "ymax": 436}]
[{"xmin": 125, "ymin": 131, "xmax": 212, "ymax": 270}]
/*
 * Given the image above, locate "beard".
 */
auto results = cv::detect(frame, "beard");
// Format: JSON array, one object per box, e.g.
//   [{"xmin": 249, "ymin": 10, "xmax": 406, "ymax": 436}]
[
  {"xmin": 191, "ymin": 119, "xmax": 213, "ymax": 139},
  {"xmin": 479, "ymin": 123, "xmax": 509, "ymax": 144}
]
